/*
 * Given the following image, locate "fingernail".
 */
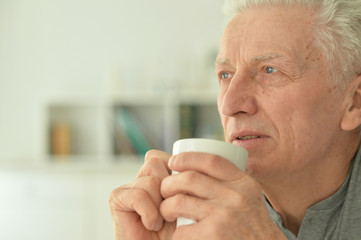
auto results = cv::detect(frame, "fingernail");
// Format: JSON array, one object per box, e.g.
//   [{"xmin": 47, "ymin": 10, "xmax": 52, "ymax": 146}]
[
  {"xmin": 153, "ymin": 218, "xmax": 163, "ymax": 231},
  {"xmin": 168, "ymin": 156, "xmax": 174, "ymax": 169}
]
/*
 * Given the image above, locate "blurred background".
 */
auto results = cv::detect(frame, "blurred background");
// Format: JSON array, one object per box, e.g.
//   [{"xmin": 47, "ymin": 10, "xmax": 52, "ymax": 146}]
[{"xmin": 0, "ymin": 0, "xmax": 225, "ymax": 239}]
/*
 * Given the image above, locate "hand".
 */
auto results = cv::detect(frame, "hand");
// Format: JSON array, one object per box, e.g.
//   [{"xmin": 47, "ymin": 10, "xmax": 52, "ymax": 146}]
[
  {"xmin": 160, "ymin": 152, "xmax": 286, "ymax": 240},
  {"xmin": 109, "ymin": 150, "xmax": 176, "ymax": 240}
]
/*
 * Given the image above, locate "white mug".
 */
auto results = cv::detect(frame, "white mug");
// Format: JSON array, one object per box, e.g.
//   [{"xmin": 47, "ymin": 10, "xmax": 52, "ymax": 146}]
[{"xmin": 172, "ymin": 138, "xmax": 248, "ymax": 227}]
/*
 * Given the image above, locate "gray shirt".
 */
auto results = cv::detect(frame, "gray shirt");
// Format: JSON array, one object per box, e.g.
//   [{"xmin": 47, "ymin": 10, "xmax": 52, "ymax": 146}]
[{"xmin": 267, "ymin": 145, "xmax": 361, "ymax": 239}]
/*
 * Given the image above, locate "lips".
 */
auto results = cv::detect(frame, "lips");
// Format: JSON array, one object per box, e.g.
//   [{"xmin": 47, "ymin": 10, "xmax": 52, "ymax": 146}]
[
  {"xmin": 236, "ymin": 135, "xmax": 260, "ymax": 140},
  {"xmin": 231, "ymin": 132, "xmax": 269, "ymax": 149},
  {"xmin": 232, "ymin": 132, "xmax": 265, "ymax": 140}
]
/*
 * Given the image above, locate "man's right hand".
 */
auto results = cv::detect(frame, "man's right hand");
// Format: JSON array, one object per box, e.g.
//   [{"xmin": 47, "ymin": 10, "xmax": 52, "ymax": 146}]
[{"xmin": 109, "ymin": 150, "xmax": 176, "ymax": 240}]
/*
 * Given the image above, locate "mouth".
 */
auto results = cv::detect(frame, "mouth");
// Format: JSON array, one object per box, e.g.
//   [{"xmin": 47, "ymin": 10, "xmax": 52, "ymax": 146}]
[
  {"xmin": 235, "ymin": 136, "xmax": 261, "ymax": 140},
  {"xmin": 231, "ymin": 132, "xmax": 268, "ymax": 149}
]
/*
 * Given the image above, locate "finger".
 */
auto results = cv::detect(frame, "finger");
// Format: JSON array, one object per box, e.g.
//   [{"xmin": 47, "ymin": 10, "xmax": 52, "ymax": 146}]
[
  {"xmin": 161, "ymin": 170, "xmax": 223, "ymax": 199},
  {"xmin": 119, "ymin": 176, "xmax": 164, "ymax": 230},
  {"xmin": 162, "ymin": 170, "xmax": 263, "ymax": 213},
  {"xmin": 129, "ymin": 176, "xmax": 163, "ymax": 207},
  {"xmin": 163, "ymin": 205, "xmax": 234, "ymax": 240},
  {"xmin": 169, "ymin": 152, "xmax": 246, "ymax": 181},
  {"xmin": 109, "ymin": 186, "xmax": 163, "ymax": 231},
  {"xmin": 137, "ymin": 150, "xmax": 172, "ymax": 179},
  {"xmin": 171, "ymin": 218, "xmax": 227, "ymax": 240},
  {"xmin": 145, "ymin": 149, "xmax": 172, "ymax": 168},
  {"xmin": 160, "ymin": 193, "xmax": 210, "ymax": 223},
  {"xmin": 172, "ymin": 207, "xmax": 282, "ymax": 240}
]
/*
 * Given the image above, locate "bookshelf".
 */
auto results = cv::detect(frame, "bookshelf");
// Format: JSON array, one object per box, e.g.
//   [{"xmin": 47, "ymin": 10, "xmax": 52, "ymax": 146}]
[{"xmin": 44, "ymin": 89, "xmax": 223, "ymax": 164}]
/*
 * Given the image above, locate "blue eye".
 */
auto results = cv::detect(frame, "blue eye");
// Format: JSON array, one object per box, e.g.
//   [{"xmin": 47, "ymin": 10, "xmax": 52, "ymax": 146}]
[
  {"xmin": 265, "ymin": 67, "xmax": 278, "ymax": 74},
  {"xmin": 221, "ymin": 72, "xmax": 233, "ymax": 79}
]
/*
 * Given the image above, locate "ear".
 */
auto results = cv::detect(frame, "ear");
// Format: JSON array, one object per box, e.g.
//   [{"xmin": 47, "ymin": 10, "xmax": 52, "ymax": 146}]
[{"xmin": 340, "ymin": 75, "xmax": 361, "ymax": 131}]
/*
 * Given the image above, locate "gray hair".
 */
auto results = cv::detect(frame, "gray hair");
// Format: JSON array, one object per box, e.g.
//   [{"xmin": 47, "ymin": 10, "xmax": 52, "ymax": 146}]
[{"xmin": 223, "ymin": 0, "xmax": 361, "ymax": 89}]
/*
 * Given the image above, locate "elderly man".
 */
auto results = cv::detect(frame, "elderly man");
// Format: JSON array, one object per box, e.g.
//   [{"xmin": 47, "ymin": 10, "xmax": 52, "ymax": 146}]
[{"xmin": 109, "ymin": 0, "xmax": 361, "ymax": 239}]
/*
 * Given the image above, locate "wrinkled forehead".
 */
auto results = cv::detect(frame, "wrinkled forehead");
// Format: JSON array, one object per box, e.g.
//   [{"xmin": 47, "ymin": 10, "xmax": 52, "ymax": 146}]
[
  {"xmin": 217, "ymin": 7, "xmax": 326, "ymax": 76},
  {"xmin": 221, "ymin": 12, "xmax": 248, "ymax": 43}
]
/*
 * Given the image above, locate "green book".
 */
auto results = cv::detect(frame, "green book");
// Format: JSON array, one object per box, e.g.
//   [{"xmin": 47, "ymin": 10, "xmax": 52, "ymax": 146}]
[
  {"xmin": 180, "ymin": 104, "xmax": 197, "ymax": 139},
  {"xmin": 116, "ymin": 107, "xmax": 151, "ymax": 155}
]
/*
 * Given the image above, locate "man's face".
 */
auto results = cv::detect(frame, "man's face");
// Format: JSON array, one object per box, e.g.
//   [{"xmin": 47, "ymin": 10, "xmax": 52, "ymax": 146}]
[{"xmin": 216, "ymin": 7, "xmax": 348, "ymax": 181}]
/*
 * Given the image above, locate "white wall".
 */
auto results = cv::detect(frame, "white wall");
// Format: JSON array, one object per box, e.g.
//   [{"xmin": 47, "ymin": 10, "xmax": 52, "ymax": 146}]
[
  {"xmin": 0, "ymin": 0, "xmax": 225, "ymax": 162},
  {"xmin": 0, "ymin": 165, "xmax": 142, "ymax": 240},
  {"xmin": 0, "ymin": 1, "xmax": 225, "ymax": 239}
]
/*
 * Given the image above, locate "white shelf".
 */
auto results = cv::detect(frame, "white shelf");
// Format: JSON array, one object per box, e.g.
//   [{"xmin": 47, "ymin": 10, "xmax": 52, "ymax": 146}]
[
  {"xmin": 43, "ymin": 89, "xmax": 222, "ymax": 166},
  {"xmin": 1, "ymin": 156, "xmax": 144, "ymax": 174}
]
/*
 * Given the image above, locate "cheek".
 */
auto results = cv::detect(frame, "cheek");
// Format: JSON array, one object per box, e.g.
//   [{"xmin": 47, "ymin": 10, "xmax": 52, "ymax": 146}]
[
  {"xmin": 217, "ymin": 95, "xmax": 228, "ymax": 138},
  {"xmin": 270, "ymin": 87, "xmax": 341, "ymax": 156},
  {"xmin": 263, "ymin": 90, "xmax": 317, "ymax": 148}
]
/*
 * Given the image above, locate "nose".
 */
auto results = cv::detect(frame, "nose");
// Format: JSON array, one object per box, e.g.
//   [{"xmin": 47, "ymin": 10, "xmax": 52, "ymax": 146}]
[{"xmin": 218, "ymin": 72, "xmax": 258, "ymax": 117}]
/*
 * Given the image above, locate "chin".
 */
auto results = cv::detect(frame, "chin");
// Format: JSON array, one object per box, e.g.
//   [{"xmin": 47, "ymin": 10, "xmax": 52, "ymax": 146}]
[{"xmin": 244, "ymin": 157, "xmax": 276, "ymax": 182}]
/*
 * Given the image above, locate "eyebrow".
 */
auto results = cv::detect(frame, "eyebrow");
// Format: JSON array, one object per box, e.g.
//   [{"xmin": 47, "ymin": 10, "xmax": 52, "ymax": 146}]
[
  {"xmin": 215, "ymin": 58, "xmax": 235, "ymax": 68},
  {"xmin": 251, "ymin": 53, "xmax": 285, "ymax": 62},
  {"xmin": 215, "ymin": 53, "xmax": 286, "ymax": 67}
]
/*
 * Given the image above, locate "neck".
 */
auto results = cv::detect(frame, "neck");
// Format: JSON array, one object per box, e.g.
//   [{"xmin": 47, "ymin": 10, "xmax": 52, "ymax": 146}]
[{"xmin": 261, "ymin": 136, "xmax": 360, "ymax": 236}]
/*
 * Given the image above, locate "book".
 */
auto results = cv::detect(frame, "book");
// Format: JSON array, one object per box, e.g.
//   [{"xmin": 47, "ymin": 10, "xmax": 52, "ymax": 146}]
[
  {"xmin": 51, "ymin": 123, "xmax": 71, "ymax": 156},
  {"xmin": 113, "ymin": 120, "xmax": 136, "ymax": 155},
  {"xmin": 115, "ymin": 107, "xmax": 151, "ymax": 155},
  {"xmin": 179, "ymin": 104, "xmax": 197, "ymax": 139}
]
